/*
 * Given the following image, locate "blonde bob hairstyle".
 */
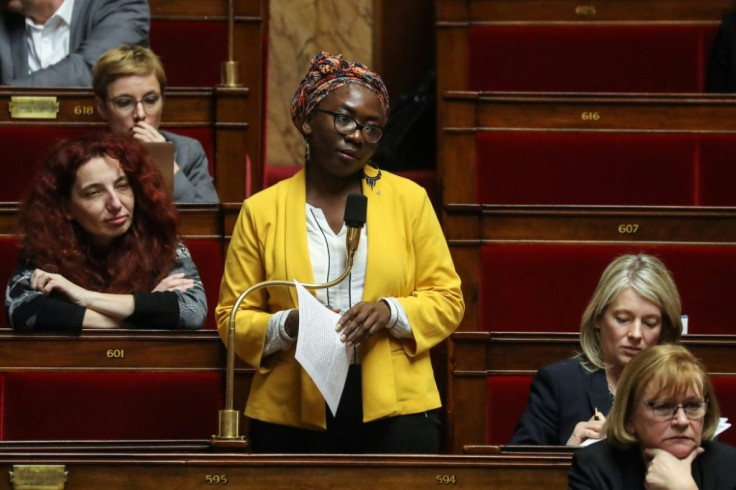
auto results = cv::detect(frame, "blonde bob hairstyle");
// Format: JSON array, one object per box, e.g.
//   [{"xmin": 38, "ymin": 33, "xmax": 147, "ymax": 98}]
[
  {"xmin": 605, "ymin": 344, "xmax": 720, "ymax": 448},
  {"xmin": 92, "ymin": 45, "xmax": 167, "ymax": 99},
  {"xmin": 579, "ymin": 254, "xmax": 682, "ymax": 371}
]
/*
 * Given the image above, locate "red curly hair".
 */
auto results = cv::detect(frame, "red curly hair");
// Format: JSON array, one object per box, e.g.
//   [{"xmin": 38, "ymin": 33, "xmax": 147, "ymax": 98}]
[{"xmin": 19, "ymin": 132, "xmax": 179, "ymax": 293}]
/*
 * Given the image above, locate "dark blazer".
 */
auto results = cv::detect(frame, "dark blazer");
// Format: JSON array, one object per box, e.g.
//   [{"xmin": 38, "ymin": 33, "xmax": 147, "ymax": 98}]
[
  {"xmin": 0, "ymin": 0, "xmax": 149, "ymax": 86},
  {"xmin": 509, "ymin": 357, "xmax": 613, "ymax": 445},
  {"xmin": 707, "ymin": 13, "xmax": 736, "ymax": 93},
  {"xmin": 569, "ymin": 440, "xmax": 736, "ymax": 490}
]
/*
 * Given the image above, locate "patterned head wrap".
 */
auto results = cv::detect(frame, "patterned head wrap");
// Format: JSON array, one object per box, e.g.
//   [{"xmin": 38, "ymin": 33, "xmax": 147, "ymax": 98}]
[{"xmin": 291, "ymin": 51, "xmax": 389, "ymax": 135}]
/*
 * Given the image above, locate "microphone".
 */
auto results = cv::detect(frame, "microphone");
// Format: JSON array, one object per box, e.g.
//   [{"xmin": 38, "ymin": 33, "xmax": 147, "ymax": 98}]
[
  {"xmin": 343, "ymin": 193, "xmax": 367, "ymax": 261},
  {"xmin": 211, "ymin": 193, "xmax": 367, "ymax": 446}
]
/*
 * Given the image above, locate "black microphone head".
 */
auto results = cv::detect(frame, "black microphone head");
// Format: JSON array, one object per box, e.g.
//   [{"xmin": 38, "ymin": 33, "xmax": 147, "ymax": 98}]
[{"xmin": 344, "ymin": 193, "xmax": 367, "ymax": 228}]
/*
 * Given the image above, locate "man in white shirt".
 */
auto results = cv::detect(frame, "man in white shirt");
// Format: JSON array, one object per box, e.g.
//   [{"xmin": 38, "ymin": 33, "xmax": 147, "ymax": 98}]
[{"xmin": 0, "ymin": 0, "xmax": 149, "ymax": 87}]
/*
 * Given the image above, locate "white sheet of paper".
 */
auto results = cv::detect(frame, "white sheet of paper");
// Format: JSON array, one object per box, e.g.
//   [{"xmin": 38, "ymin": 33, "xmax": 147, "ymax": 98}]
[
  {"xmin": 715, "ymin": 417, "xmax": 731, "ymax": 437},
  {"xmin": 293, "ymin": 281, "xmax": 350, "ymax": 417}
]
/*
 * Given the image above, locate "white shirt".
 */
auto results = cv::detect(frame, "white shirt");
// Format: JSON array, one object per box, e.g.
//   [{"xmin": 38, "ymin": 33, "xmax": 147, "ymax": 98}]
[
  {"xmin": 263, "ymin": 203, "xmax": 412, "ymax": 359},
  {"xmin": 25, "ymin": 0, "xmax": 75, "ymax": 74}
]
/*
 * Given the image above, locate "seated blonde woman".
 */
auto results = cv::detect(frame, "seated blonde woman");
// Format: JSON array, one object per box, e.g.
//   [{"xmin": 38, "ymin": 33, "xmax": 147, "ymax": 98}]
[{"xmin": 569, "ymin": 344, "xmax": 736, "ymax": 489}]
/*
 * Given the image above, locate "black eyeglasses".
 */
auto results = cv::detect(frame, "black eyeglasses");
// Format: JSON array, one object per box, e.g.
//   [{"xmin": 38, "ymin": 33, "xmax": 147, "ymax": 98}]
[
  {"xmin": 639, "ymin": 399, "xmax": 708, "ymax": 420},
  {"xmin": 315, "ymin": 109, "xmax": 384, "ymax": 143}
]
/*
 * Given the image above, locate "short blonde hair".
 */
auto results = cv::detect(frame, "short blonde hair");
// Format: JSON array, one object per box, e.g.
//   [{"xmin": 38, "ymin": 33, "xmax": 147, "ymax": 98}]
[
  {"xmin": 579, "ymin": 254, "xmax": 682, "ymax": 370},
  {"xmin": 605, "ymin": 344, "xmax": 720, "ymax": 447},
  {"xmin": 93, "ymin": 45, "xmax": 167, "ymax": 99}
]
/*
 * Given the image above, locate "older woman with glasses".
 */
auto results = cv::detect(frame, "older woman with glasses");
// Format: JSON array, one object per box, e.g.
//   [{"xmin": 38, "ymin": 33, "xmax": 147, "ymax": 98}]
[
  {"xmin": 92, "ymin": 45, "xmax": 218, "ymax": 203},
  {"xmin": 216, "ymin": 51, "xmax": 464, "ymax": 453},
  {"xmin": 569, "ymin": 344, "xmax": 736, "ymax": 489}
]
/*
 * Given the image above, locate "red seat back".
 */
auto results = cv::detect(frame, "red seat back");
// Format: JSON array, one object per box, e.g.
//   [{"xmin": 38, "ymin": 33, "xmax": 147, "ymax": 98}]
[
  {"xmin": 2, "ymin": 371, "xmax": 222, "ymax": 440},
  {"xmin": 468, "ymin": 24, "xmax": 716, "ymax": 93},
  {"xmin": 480, "ymin": 244, "xmax": 736, "ymax": 334}
]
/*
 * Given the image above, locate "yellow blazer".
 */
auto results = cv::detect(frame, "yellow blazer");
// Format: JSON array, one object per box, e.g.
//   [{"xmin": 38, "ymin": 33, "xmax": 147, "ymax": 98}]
[{"xmin": 216, "ymin": 166, "xmax": 464, "ymax": 429}]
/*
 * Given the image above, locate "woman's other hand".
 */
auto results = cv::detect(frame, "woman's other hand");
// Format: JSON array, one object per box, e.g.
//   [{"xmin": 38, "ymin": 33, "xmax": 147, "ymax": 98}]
[
  {"xmin": 566, "ymin": 412, "xmax": 607, "ymax": 446},
  {"xmin": 153, "ymin": 273, "xmax": 194, "ymax": 292},
  {"xmin": 31, "ymin": 268, "xmax": 90, "ymax": 306},
  {"xmin": 131, "ymin": 120, "xmax": 166, "ymax": 143},
  {"xmin": 335, "ymin": 301, "xmax": 390, "ymax": 347}
]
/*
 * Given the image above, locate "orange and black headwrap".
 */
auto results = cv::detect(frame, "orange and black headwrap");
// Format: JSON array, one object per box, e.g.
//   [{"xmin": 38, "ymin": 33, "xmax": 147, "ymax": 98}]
[{"xmin": 290, "ymin": 51, "xmax": 389, "ymax": 135}]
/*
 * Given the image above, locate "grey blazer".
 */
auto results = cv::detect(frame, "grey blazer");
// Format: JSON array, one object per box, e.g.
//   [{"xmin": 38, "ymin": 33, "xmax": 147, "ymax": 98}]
[
  {"xmin": 0, "ymin": 0, "xmax": 149, "ymax": 86},
  {"xmin": 161, "ymin": 131, "xmax": 219, "ymax": 204}
]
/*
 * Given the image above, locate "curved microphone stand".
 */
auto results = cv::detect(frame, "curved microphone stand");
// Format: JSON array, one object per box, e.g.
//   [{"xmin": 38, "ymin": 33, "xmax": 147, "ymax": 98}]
[{"xmin": 211, "ymin": 194, "xmax": 366, "ymax": 447}]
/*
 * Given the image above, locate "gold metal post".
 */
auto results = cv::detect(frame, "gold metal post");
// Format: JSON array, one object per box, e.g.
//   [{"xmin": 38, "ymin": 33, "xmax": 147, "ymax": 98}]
[
  {"xmin": 210, "ymin": 227, "xmax": 361, "ymax": 447},
  {"xmin": 220, "ymin": 0, "xmax": 241, "ymax": 87}
]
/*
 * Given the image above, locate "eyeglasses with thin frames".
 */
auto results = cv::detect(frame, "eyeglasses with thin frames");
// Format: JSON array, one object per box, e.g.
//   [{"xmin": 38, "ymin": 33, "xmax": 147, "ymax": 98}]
[
  {"xmin": 639, "ymin": 398, "xmax": 708, "ymax": 420},
  {"xmin": 315, "ymin": 109, "xmax": 384, "ymax": 143},
  {"xmin": 108, "ymin": 94, "xmax": 162, "ymax": 116}
]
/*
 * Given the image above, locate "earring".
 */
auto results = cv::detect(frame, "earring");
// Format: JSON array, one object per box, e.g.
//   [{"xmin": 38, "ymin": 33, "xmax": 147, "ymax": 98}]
[{"xmin": 304, "ymin": 137, "xmax": 311, "ymax": 163}]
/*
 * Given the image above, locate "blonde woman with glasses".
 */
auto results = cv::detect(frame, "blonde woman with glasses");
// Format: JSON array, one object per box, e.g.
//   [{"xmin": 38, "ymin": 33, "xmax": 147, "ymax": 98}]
[
  {"xmin": 569, "ymin": 344, "xmax": 736, "ymax": 489},
  {"xmin": 92, "ymin": 45, "xmax": 218, "ymax": 203}
]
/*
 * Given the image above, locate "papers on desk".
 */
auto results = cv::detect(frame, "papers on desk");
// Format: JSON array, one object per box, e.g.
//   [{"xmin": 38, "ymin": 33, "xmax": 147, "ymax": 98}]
[
  {"xmin": 293, "ymin": 281, "xmax": 350, "ymax": 417},
  {"xmin": 715, "ymin": 417, "xmax": 731, "ymax": 438}
]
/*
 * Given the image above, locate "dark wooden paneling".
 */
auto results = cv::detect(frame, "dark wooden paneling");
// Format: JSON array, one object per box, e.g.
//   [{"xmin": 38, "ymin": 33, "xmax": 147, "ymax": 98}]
[
  {"xmin": 445, "ymin": 205, "xmax": 736, "ymax": 243},
  {"xmin": 0, "ymin": 444, "xmax": 572, "ymax": 489}
]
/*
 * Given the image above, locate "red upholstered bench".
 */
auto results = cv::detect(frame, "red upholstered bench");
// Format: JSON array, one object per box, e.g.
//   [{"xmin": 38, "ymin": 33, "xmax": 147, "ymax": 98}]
[
  {"xmin": 468, "ymin": 24, "xmax": 717, "ymax": 93},
  {"xmin": 1, "ymin": 371, "xmax": 222, "ymax": 440},
  {"xmin": 150, "ymin": 21, "xmax": 227, "ymax": 87},
  {"xmin": 479, "ymin": 244, "xmax": 736, "ymax": 334},
  {"xmin": 183, "ymin": 238, "xmax": 223, "ymax": 330},
  {"xmin": 486, "ymin": 375, "xmax": 534, "ymax": 444},
  {"xmin": 474, "ymin": 131, "xmax": 696, "ymax": 205}
]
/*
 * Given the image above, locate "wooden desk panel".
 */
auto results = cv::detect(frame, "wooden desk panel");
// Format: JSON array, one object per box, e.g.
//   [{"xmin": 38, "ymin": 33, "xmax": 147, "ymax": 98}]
[
  {"xmin": 0, "ymin": 442, "xmax": 572, "ymax": 489},
  {"xmin": 444, "ymin": 92, "xmax": 736, "ymax": 133},
  {"xmin": 444, "ymin": 204, "xmax": 736, "ymax": 243},
  {"xmin": 438, "ymin": 0, "xmax": 733, "ymax": 23}
]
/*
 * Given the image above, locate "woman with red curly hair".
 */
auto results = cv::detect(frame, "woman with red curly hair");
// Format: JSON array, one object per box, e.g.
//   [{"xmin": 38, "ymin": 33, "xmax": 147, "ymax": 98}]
[{"xmin": 6, "ymin": 132, "xmax": 206, "ymax": 331}]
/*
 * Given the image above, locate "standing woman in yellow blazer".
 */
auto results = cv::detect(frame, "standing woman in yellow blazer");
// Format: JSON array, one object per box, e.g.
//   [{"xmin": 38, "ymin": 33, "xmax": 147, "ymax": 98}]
[{"xmin": 216, "ymin": 51, "xmax": 464, "ymax": 453}]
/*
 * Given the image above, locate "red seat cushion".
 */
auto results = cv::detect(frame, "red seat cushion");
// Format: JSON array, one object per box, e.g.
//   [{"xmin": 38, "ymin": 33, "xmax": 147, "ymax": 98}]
[
  {"xmin": 480, "ymin": 244, "xmax": 736, "ymax": 334},
  {"xmin": 468, "ymin": 24, "xmax": 715, "ymax": 93},
  {"xmin": 486, "ymin": 375, "xmax": 533, "ymax": 444},
  {"xmin": 2, "ymin": 371, "xmax": 222, "ymax": 440},
  {"xmin": 699, "ymin": 134, "xmax": 736, "ymax": 206},
  {"xmin": 474, "ymin": 131, "xmax": 696, "ymax": 205}
]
